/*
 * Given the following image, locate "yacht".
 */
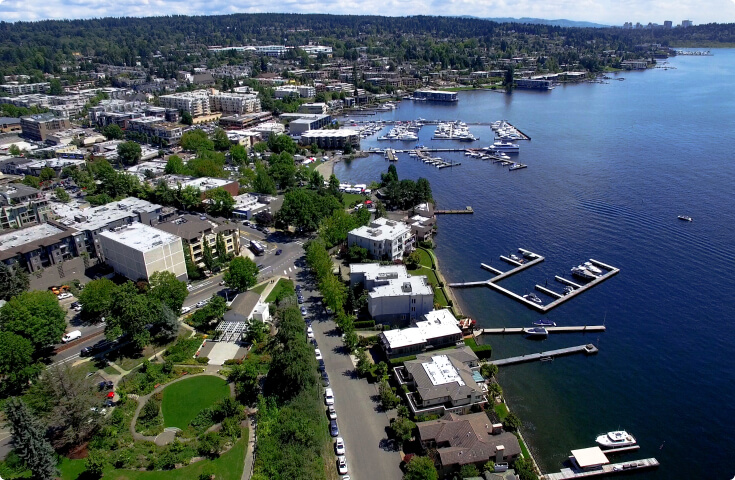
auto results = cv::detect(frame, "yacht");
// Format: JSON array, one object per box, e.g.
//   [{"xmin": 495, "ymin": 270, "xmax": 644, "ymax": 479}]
[
  {"xmin": 571, "ymin": 265, "xmax": 597, "ymax": 280},
  {"xmin": 487, "ymin": 141, "xmax": 520, "ymax": 153},
  {"xmin": 678, "ymin": 215, "xmax": 693, "ymax": 222},
  {"xmin": 583, "ymin": 262, "xmax": 603, "ymax": 275},
  {"xmin": 524, "ymin": 293, "xmax": 543, "ymax": 304},
  {"xmin": 595, "ymin": 431, "xmax": 637, "ymax": 449},
  {"xmin": 510, "ymin": 254, "xmax": 522, "ymax": 262},
  {"xmin": 524, "ymin": 327, "xmax": 548, "ymax": 337}
]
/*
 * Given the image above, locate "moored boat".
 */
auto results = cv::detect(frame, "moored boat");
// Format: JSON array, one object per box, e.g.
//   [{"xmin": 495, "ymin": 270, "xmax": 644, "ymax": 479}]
[
  {"xmin": 533, "ymin": 318, "xmax": 556, "ymax": 327},
  {"xmin": 523, "ymin": 293, "xmax": 543, "ymax": 304},
  {"xmin": 523, "ymin": 327, "xmax": 548, "ymax": 336},
  {"xmin": 596, "ymin": 430, "xmax": 637, "ymax": 448},
  {"xmin": 572, "ymin": 265, "xmax": 597, "ymax": 280},
  {"xmin": 678, "ymin": 215, "xmax": 693, "ymax": 222}
]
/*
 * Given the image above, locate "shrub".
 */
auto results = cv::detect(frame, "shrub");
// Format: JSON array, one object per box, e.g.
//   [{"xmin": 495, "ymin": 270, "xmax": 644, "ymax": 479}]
[
  {"xmin": 354, "ymin": 320, "xmax": 376, "ymax": 329},
  {"xmin": 196, "ymin": 356, "xmax": 210, "ymax": 364}
]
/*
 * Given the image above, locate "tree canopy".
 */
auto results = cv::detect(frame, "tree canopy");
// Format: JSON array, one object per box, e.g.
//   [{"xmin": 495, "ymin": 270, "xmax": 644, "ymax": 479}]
[
  {"xmin": 0, "ymin": 263, "xmax": 29, "ymax": 301},
  {"xmin": 117, "ymin": 141, "xmax": 142, "ymax": 166},
  {"xmin": 0, "ymin": 290, "xmax": 67, "ymax": 352},
  {"xmin": 148, "ymin": 270, "xmax": 189, "ymax": 315},
  {"xmin": 224, "ymin": 257, "xmax": 259, "ymax": 292}
]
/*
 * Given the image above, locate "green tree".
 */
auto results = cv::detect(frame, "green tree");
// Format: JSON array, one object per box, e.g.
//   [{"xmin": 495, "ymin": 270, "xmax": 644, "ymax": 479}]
[
  {"xmin": 355, "ymin": 349, "xmax": 371, "ymax": 377},
  {"xmin": 102, "ymin": 123, "xmax": 124, "ymax": 140},
  {"xmin": 267, "ymin": 134, "xmax": 297, "ymax": 154},
  {"xmin": 227, "ymin": 358, "xmax": 261, "ymax": 404},
  {"xmin": 0, "ymin": 263, "xmax": 29, "ymax": 301},
  {"xmin": 378, "ymin": 377, "xmax": 400, "ymax": 410},
  {"xmin": 347, "ymin": 244, "xmax": 369, "ymax": 263},
  {"xmin": 8, "ymin": 144, "xmax": 22, "ymax": 156},
  {"xmin": 105, "ymin": 282, "xmax": 159, "ymax": 348},
  {"xmin": 164, "ymin": 154, "xmax": 188, "ymax": 174},
  {"xmin": 202, "ymin": 239, "xmax": 216, "ymax": 272},
  {"xmin": 188, "ymin": 149, "xmax": 227, "ymax": 178},
  {"xmin": 252, "ymin": 161, "xmax": 277, "ymax": 195},
  {"xmin": 381, "ymin": 164, "xmax": 399, "ymax": 186},
  {"xmin": 183, "ymin": 246, "xmax": 203, "ymax": 280},
  {"xmin": 148, "ymin": 270, "xmax": 189, "ymax": 314},
  {"xmin": 0, "ymin": 290, "xmax": 66, "ymax": 352},
  {"xmin": 268, "ymin": 153, "xmax": 297, "ymax": 189},
  {"xmin": 39, "ymin": 166, "xmax": 56, "ymax": 182},
  {"xmin": 198, "ymin": 432, "xmax": 225, "ymax": 459},
  {"xmin": 327, "ymin": 173, "xmax": 342, "ymax": 201},
  {"xmin": 205, "ymin": 187, "xmax": 235, "ymax": 217},
  {"xmin": 54, "ymin": 186, "xmax": 70, "ymax": 202},
  {"xmin": 175, "ymin": 185, "xmax": 202, "ymax": 211},
  {"xmin": 460, "ymin": 464, "xmax": 480, "ymax": 478},
  {"xmin": 403, "ymin": 456, "xmax": 438, "ymax": 480},
  {"xmin": 77, "ymin": 278, "xmax": 118, "ymax": 322},
  {"xmin": 319, "ymin": 209, "xmax": 356, "ymax": 248},
  {"xmin": 229, "ymin": 143, "xmax": 248, "ymax": 165},
  {"xmin": 0, "ymin": 331, "xmax": 40, "ymax": 394},
  {"xmin": 405, "ymin": 250, "xmax": 421, "ymax": 269},
  {"xmin": 21, "ymin": 175, "xmax": 40, "ymax": 189},
  {"xmin": 390, "ymin": 416, "xmax": 416, "ymax": 448},
  {"xmin": 245, "ymin": 317, "xmax": 269, "ymax": 345},
  {"xmin": 224, "ymin": 256, "xmax": 259, "ymax": 292},
  {"xmin": 181, "ymin": 129, "xmax": 214, "ymax": 152},
  {"xmin": 49, "ymin": 78, "xmax": 63, "ymax": 95},
  {"xmin": 85, "ymin": 452, "xmax": 106, "ymax": 479},
  {"xmin": 513, "ymin": 458, "xmax": 539, "ymax": 480},
  {"xmin": 156, "ymin": 304, "xmax": 179, "ymax": 341},
  {"xmin": 484, "ymin": 460, "xmax": 496, "ymax": 473},
  {"xmin": 309, "ymin": 169, "xmax": 324, "ymax": 190},
  {"xmin": 117, "ymin": 141, "xmax": 142, "ymax": 166},
  {"xmin": 503, "ymin": 412, "xmax": 522, "ymax": 432},
  {"xmin": 211, "ymin": 128, "xmax": 231, "ymax": 151},
  {"xmin": 215, "ymin": 232, "xmax": 231, "ymax": 263},
  {"xmin": 480, "ymin": 362, "xmax": 498, "ymax": 379},
  {"xmin": 181, "ymin": 110, "xmax": 193, "ymax": 125},
  {"xmin": 3, "ymin": 398, "xmax": 58, "ymax": 480}
]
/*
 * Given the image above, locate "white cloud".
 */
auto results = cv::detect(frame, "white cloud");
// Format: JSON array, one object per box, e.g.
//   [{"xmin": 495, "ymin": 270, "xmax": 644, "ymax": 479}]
[{"xmin": 1, "ymin": 0, "xmax": 734, "ymax": 24}]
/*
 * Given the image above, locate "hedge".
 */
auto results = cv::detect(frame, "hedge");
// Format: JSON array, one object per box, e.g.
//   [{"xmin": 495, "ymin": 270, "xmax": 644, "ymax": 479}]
[
  {"xmin": 354, "ymin": 320, "xmax": 376, "ymax": 329},
  {"xmin": 465, "ymin": 337, "xmax": 493, "ymax": 359}
]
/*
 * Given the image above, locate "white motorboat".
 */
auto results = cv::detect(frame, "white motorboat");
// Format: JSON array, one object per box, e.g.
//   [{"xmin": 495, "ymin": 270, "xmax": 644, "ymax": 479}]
[
  {"xmin": 488, "ymin": 141, "xmax": 520, "ymax": 153},
  {"xmin": 524, "ymin": 327, "xmax": 548, "ymax": 336},
  {"xmin": 524, "ymin": 293, "xmax": 543, "ymax": 304},
  {"xmin": 584, "ymin": 262, "xmax": 603, "ymax": 275},
  {"xmin": 596, "ymin": 431, "xmax": 637, "ymax": 448},
  {"xmin": 571, "ymin": 265, "xmax": 597, "ymax": 280}
]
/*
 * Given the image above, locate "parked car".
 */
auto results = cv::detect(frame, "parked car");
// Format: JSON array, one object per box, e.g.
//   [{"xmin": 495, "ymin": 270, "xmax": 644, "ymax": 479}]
[
  {"xmin": 321, "ymin": 371, "xmax": 329, "ymax": 386},
  {"xmin": 315, "ymin": 349, "xmax": 323, "ymax": 361},
  {"xmin": 307, "ymin": 330, "xmax": 314, "ymax": 340},
  {"xmin": 195, "ymin": 300, "xmax": 208, "ymax": 308},
  {"xmin": 335, "ymin": 437, "xmax": 345, "ymax": 455},
  {"xmin": 57, "ymin": 292, "xmax": 73, "ymax": 300},
  {"xmin": 330, "ymin": 419, "xmax": 339, "ymax": 437},
  {"xmin": 62, "ymin": 330, "xmax": 82, "ymax": 343},
  {"xmin": 328, "ymin": 405, "xmax": 337, "ymax": 420},
  {"xmin": 298, "ymin": 297, "xmax": 304, "ymax": 304},
  {"xmin": 181, "ymin": 306, "xmax": 192, "ymax": 314},
  {"xmin": 300, "ymin": 306, "xmax": 307, "ymax": 316},
  {"xmin": 337, "ymin": 455, "xmax": 348, "ymax": 474},
  {"xmin": 295, "ymin": 284, "xmax": 302, "ymax": 291},
  {"xmin": 324, "ymin": 388, "xmax": 334, "ymax": 405},
  {"xmin": 275, "ymin": 249, "xmax": 282, "ymax": 255}
]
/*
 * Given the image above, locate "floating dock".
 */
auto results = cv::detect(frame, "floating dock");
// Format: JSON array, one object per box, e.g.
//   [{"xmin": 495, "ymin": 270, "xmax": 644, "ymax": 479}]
[
  {"xmin": 384, "ymin": 149, "xmax": 397, "ymax": 161},
  {"xmin": 475, "ymin": 326, "xmax": 606, "ymax": 336},
  {"xmin": 450, "ymin": 254, "xmax": 619, "ymax": 313},
  {"xmin": 435, "ymin": 207, "xmax": 474, "ymax": 214},
  {"xmin": 543, "ymin": 458, "xmax": 659, "ymax": 480},
  {"xmin": 487, "ymin": 344, "xmax": 599, "ymax": 366}
]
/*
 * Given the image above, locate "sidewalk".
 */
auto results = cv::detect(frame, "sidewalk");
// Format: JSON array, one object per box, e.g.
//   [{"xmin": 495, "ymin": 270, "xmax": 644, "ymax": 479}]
[{"xmin": 240, "ymin": 416, "xmax": 256, "ymax": 480}]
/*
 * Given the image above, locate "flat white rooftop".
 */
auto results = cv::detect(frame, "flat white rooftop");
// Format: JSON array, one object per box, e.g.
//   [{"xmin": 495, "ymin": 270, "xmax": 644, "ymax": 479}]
[
  {"xmin": 349, "ymin": 217, "xmax": 410, "ymax": 242},
  {"xmin": 98, "ymin": 222, "xmax": 180, "ymax": 252},
  {"xmin": 571, "ymin": 447, "xmax": 610, "ymax": 469},
  {"xmin": 181, "ymin": 177, "xmax": 232, "ymax": 190},
  {"xmin": 53, "ymin": 197, "xmax": 161, "ymax": 232},
  {"xmin": 370, "ymin": 275, "xmax": 432, "ymax": 298},
  {"xmin": 422, "ymin": 354, "xmax": 465, "ymax": 387},
  {"xmin": 382, "ymin": 309, "xmax": 461, "ymax": 349},
  {"xmin": 301, "ymin": 129, "xmax": 358, "ymax": 138},
  {"xmin": 0, "ymin": 223, "xmax": 66, "ymax": 251}
]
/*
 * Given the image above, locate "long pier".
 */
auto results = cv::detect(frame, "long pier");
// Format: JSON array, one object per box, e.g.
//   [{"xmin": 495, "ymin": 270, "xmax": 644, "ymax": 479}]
[
  {"xmin": 487, "ymin": 344, "xmax": 599, "ymax": 366},
  {"xmin": 435, "ymin": 207, "xmax": 474, "ymax": 214},
  {"xmin": 475, "ymin": 326, "xmax": 606, "ymax": 335},
  {"xmin": 450, "ymin": 253, "xmax": 619, "ymax": 313},
  {"xmin": 543, "ymin": 457, "xmax": 659, "ymax": 480}
]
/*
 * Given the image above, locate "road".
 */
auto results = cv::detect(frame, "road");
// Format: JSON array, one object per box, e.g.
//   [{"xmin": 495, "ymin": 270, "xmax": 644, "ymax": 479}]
[{"xmin": 303, "ymin": 272, "xmax": 403, "ymax": 480}]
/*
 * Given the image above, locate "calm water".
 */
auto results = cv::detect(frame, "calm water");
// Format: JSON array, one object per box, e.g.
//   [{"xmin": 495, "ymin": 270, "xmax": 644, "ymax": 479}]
[{"xmin": 335, "ymin": 50, "xmax": 735, "ymax": 479}]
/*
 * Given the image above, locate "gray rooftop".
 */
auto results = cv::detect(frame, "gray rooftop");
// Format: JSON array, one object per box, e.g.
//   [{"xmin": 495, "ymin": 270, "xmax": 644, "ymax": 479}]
[
  {"xmin": 53, "ymin": 197, "xmax": 161, "ymax": 232},
  {"xmin": 98, "ymin": 222, "xmax": 180, "ymax": 252},
  {"xmin": 404, "ymin": 347, "xmax": 480, "ymax": 403}
]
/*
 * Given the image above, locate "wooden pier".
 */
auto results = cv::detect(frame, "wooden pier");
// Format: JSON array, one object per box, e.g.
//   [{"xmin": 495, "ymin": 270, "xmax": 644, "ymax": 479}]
[
  {"xmin": 385, "ymin": 149, "xmax": 397, "ymax": 162},
  {"xmin": 450, "ymin": 254, "xmax": 619, "ymax": 313},
  {"xmin": 435, "ymin": 207, "xmax": 474, "ymax": 214},
  {"xmin": 543, "ymin": 457, "xmax": 659, "ymax": 480},
  {"xmin": 487, "ymin": 344, "xmax": 599, "ymax": 366},
  {"xmin": 475, "ymin": 326, "xmax": 606, "ymax": 336}
]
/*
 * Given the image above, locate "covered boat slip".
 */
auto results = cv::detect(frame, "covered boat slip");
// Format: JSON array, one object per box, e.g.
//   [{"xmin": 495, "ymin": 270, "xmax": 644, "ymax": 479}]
[{"xmin": 542, "ymin": 446, "xmax": 659, "ymax": 480}]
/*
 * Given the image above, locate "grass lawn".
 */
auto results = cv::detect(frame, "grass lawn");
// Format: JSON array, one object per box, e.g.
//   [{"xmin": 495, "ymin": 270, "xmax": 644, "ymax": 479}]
[
  {"xmin": 416, "ymin": 248, "xmax": 434, "ymax": 268},
  {"xmin": 161, "ymin": 376, "xmax": 230, "ymax": 429},
  {"xmin": 494, "ymin": 402, "xmax": 509, "ymax": 421},
  {"xmin": 265, "ymin": 278, "xmax": 294, "ymax": 303},
  {"xmin": 341, "ymin": 193, "xmax": 365, "ymax": 208},
  {"xmin": 250, "ymin": 282, "xmax": 268, "ymax": 295},
  {"xmin": 408, "ymin": 266, "xmax": 448, "ymax": 307},
  {"xmin": 59, "ymin": 432, "xmax": 247, "ymax": 480}
]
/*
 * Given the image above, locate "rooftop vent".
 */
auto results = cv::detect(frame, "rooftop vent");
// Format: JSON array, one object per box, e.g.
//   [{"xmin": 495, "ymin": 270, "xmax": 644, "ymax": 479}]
[{"xmin": 401, "ymin": 282, "xmax": 412, "ymax": 293}]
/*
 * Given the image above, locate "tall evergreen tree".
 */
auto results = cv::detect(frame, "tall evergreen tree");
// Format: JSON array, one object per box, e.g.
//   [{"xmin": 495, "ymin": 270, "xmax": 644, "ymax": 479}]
[{"xmin": 3, "ymin": 398, "xmax": 58, "ymax": 480}]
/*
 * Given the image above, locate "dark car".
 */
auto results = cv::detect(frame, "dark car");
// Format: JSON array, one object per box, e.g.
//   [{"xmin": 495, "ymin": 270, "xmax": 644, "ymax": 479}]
[
  {"xmin": 275, "ymin": 249, "xmax": 283, "ymax": 255},
  {"xmin": 330, "ymin": 419, "xmax": 339, "ymax": 437},
  {"xmin": 297, "ymin": 297, "xmax": 304, "ymax": 304},
  {"xmin": 321, "ymin": 371, "xmax": 330, "ymax": 386},
  {"xmin": 81, "ymin": 342, "xmax": 107, "ymax": 357}
]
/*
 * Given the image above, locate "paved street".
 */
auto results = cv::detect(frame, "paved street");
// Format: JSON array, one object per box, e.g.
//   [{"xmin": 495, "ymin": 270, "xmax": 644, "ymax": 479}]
[{"xmin": 303, "ymin": 273, "xmax": 403, "ymax": 480}]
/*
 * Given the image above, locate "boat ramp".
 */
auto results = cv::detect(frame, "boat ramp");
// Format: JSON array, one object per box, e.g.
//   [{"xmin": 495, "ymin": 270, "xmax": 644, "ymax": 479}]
[
  {"xmin": 449, "ymin": 251, "xmax": 619, "ymax": 313},
  {"xmin": 487, "ymin": 344, "xmax": 599, "ymax": 366}
]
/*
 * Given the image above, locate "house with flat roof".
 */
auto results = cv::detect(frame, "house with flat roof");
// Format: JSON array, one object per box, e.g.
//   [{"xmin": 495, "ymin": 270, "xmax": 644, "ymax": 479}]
[
  {"xmin": 394, "ymin": 346, "xmax": 486, "ymax": 416},
  {"xmin": 98, "ymin": 222, "xmax": 186, "ymax": 281},
  {"xmin": 350, "ymin": 263, "xmax": 434, "ymax": 325},
  {"xmin": 347, "ymin": 217, "xmax": 412, "ymax": 261},
  {"xmin": 379, "ymin": 309, "xmax": 463, "ymax": 358},
  {"xmin": 417, "ymin": 412, "xmax": 522, "ymax": 475}
]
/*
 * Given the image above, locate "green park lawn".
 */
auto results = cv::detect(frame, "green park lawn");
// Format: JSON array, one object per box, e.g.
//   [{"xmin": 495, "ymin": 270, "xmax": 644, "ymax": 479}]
[
  {"xmin": 250, "ymin": 282, "xmax": 268, "ymax": 295},
  {"xmin": 341, "ymin": 192, "xmax": 365, "ymax": 208},
  {"xmin": 161, "ymin": 376, "xmax": 230, "ymax": 429},
  {"xmin": 265, "ymin": 278, "xmax": 295, "ymax": 303},
  {"xmin": 58, "ymin": 433, "xmax": 246, "ymax": 480}
]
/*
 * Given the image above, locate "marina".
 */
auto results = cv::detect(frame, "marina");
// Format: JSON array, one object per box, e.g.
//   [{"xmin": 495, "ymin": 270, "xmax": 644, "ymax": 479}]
[
  {"xmin": 543, "ymin": 458, "xmax": 660, "ymax": 480},
  {"xmin": 474, "ymin": 326, "xmax": 606, "ymax": 335},
  {"xmin": 450, "ymin": 251, "xmax": 619, "ymax": 313},
  {"xmin": 487, "ymin": 343, "xmax": 599, "ymax": 366}
]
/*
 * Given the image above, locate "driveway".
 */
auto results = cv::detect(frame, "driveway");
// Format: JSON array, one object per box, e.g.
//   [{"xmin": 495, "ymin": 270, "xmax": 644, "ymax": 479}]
[{"xmin": 304, "ymin": 276, "xmax": 403, "ymax": 480}]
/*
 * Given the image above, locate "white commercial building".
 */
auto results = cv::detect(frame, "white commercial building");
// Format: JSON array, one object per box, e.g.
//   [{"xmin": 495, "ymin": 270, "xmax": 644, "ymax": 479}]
[
  {"xmin": 348, "ymin": 217, "xmax": 412, "ymax": 261},
  {"xmin": 379, "ymin": 309, "xmax": 463, "ymax": 357},
  {"xmin": 209, "ymin": 92, "xmax": 261, "ymax": 115},
  {"xmin": 98, "ymin": 222, "xmax": 187, "ymax": 282},
  {"xmin": 159, "ymin": 91, "xmax": 211, "ymax": 116},
  {"xmin": 232, "ymin": 193, "xmax": 269, "ymax": 220},
  {"xmin": 274, "ymin": 85, "xmax": 316, "ymax": 99},
  {"xmin": 350, "ymin": 263, "xmax": 434, "ymax": 325}
]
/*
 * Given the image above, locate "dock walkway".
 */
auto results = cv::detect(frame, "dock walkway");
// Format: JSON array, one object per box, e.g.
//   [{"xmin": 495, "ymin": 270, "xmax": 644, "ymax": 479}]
[
  {"xmin": 487, "ymin": 344, "xmax": 599, "ymax": 366},
  {"xmin": 543, "ymin": 458, "xmax": 659, "ymax": 480},
  {"xmin": 475, "ymin": 326, "xmax": 606, "ymax": 335}
]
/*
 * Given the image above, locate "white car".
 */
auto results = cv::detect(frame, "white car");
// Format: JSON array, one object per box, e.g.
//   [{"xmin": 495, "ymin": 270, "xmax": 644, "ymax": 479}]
[
  {"xmin": 195, "ymin": 300, "xmax": 208, "ymax": 308},
  {"xmin": 307, "ymin": 330, "xmax": 315, "ymax": 339},
  {"xmin": 335, "ymin": 437, "xmax": 346, "ymax": 455},
  {"xmin": 181, "ymin": 306, "xmax": 192, "ymax": 314},
  {"xmin": 337, "ymin": 456, "xmax": 348, "ymax": 475},
  {"xmin": 324, "ymin": 388, "xmax": 334, "ymax": 405},
  {"xmin": 315, "ymin": 349, "xmax": 323, "ymax": 361},
  {"xmin": 58, "ymin": 292, "xmax": 73, "ymax": 300},
  {"xmin": 328, "ymin": 405, "xmax": 337, "ymax": 420}
]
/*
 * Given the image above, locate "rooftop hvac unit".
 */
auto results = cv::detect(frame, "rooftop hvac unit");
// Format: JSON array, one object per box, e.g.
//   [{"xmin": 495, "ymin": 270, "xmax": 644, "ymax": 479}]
[{"xmin": 401, "ymin": 282, "xmax": 412, "ymax": 293}]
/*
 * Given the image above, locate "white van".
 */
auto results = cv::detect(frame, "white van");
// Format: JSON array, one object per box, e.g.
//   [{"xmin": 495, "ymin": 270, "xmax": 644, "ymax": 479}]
[{"xmin": 62, "ymin": 330, "xmax": 82, "ymax": 343}]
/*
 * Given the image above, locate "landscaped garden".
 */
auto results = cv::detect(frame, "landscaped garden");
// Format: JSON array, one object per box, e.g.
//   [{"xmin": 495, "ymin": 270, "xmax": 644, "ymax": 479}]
[{"xmin": 161, "ymin": 376, "xmax": 230, "ymax": 429}]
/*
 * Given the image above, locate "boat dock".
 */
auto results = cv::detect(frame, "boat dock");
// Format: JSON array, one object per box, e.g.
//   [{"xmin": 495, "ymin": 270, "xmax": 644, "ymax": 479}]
[
  {"xmin": 487, "ymin": 344, "xmax": 599, "ymax": 366},
  {"xmin": 450, "ymin": 254, "xmax": 619, "ymax": 313},
  {"xmin": 474, "ymin": 326, "xmax": 606, "ymax": 336},
  {"xmin": 413, "ymin": 149, "xmax": 462, "ymax": 168},
  {"xmin": 384, "ymin": 148, "xmax": 397, "ymax": 161},
  {"xmin": 435, "ymin": 207, "xmax": 474, "ymax": 214},
  {"xmin": 543, "ymin": 457, "xmax": 659, "ymax": 480}
]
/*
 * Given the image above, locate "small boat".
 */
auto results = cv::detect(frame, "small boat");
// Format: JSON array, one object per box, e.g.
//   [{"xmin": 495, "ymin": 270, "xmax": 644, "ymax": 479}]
[
  {"xmin": 524, "ymin": 293, "xmax": 543, "ymax": 304},
  {"xmin": 510, "ymin": 254, "xmax": 522, "ymax": 262},
  {"xmin": 678, "ymin": 215, "xmax": 693, "ymax": 222},
  {"xmin": 596, "ymin": 430, "xmax": 637, "ymax": 448},
  {"xmin": 583, "ymin": 262, "xmax": 603, "ymax": 275},
  {"xmin": 534, "ymin": 318, "xmax": 556, "ymax": 327},
  {"xmin": 572, "ymin": 265, "xmax": 597, "ymax": 280},
  {"xmin": 563, "ymin": 286, "xmax": 575, "ymax": 295},
  {"xmin": 524, "ymin": 327, "xmax": 548, "ymax": 336}
]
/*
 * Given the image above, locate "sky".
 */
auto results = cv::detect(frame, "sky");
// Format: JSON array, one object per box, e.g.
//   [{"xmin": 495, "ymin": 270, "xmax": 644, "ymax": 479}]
[{"xmin": 1, "ymin": 0, "xmax": 734, "ymax": 24}]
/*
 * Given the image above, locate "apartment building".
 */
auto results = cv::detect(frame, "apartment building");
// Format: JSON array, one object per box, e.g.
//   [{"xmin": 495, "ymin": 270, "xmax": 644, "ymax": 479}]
[
  {"xmin": 20, "ymin": 113, "xmax": 71, "ymax": 141},
  {"xmin": 0, "ymin": 184, "xmax": 52, "ymax": 231},
  {"xmin": 153, "ymin": 214, "xmax": 239, "ymax": 268},
  {"xmin": 347, "ymin": 217, "xmax": 412, "ymax": 261},
  {"xmin": 209, "ymin": 92, "xmax": 261, "ymax": 115},
  {"xmin": 159, "ymin": 91, "xmax": 211, "ymax": 116},
  {"xmin": 0, "ymin": 221, "xmax": 85, "ymax": 273}
]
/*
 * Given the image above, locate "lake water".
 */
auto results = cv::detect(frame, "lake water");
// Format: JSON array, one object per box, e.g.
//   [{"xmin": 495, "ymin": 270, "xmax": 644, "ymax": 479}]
[{"xmin": 334, "ymin": 50, "xmax": 735, "ymax": 479}]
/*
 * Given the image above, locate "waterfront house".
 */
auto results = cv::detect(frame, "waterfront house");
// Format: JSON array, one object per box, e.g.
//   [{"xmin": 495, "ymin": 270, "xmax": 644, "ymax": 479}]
[
  {"xmin": 379, "ymin": 309, "xmax": 463, "ymax": 358},
  {"xmin": 347, "ymin": 217, "xmax": 413, "ymax": 261}
]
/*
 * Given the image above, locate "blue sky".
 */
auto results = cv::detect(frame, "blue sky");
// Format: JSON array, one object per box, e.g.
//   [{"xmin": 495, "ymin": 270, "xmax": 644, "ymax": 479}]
[{"xmin": 1, "ymin": 0, "xmax": 734, "ymax": 24}]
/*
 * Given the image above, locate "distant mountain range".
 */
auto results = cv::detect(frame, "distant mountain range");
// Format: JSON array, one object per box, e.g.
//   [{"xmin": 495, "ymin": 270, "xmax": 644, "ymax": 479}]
[{"xmin": 461, "ymin": 16, "xmax": 609, "ymax": 28}]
